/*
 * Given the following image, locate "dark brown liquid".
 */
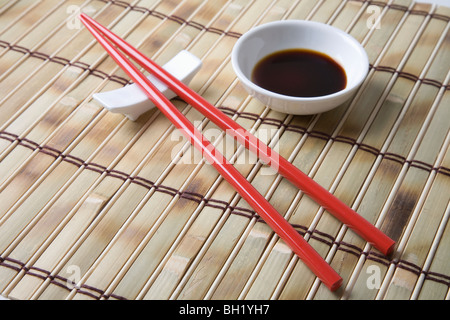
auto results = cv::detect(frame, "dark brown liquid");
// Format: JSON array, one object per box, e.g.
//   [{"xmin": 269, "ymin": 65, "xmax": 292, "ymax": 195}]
[{"xmin": 251, "ymin": 49, "xmax": 346, "ymax": 98}]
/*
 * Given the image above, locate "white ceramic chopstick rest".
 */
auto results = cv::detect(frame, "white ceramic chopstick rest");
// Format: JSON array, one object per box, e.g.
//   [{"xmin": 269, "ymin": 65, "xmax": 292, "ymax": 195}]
[{"xmin": 93, "ymin": 50, "xmax": 202, "ymax": 120}]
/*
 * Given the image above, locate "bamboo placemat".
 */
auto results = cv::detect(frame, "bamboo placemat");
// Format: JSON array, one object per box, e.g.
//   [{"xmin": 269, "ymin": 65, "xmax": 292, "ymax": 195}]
[{"xmin": 0, "ymin": 0, "xmax": 448, "ymax": 301}]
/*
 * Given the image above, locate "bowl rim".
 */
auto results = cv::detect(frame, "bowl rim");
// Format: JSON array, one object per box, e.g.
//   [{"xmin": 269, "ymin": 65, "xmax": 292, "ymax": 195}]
[{"xmin": 231, "ymin": 20, "xmax": 369, "ymax": 103}]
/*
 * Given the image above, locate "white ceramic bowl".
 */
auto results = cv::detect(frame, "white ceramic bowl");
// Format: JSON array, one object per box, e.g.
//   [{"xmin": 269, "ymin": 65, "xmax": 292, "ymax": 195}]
[{"xmin": 231, "ymin": 20, "xmax": 369, "ymax": 115}]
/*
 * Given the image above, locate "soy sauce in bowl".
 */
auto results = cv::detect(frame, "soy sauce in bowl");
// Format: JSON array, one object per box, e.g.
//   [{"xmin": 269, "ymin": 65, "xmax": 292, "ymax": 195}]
[{"xmin": 251, "ymin": 48, "xmax": 347, "ymax": 98}]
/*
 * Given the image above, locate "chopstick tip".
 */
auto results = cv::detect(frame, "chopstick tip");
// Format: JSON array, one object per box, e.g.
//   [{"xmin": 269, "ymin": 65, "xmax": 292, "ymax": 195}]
[
  {"xmin": 384, "ymin": 240, "xmax": 396, "ymax": 256},
  {"xmin": 329, "ymin": 277, "xmax": 343, "ymax": 292},
  {"xmin": 79, "ymin": 12, "xmax": 91, "ymax": 23}
]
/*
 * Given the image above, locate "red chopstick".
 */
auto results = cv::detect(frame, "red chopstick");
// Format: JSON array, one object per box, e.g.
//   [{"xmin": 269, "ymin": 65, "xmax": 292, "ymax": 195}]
[
  {"xmin": 80, "ymin": 13, "xmax": 395, "ymax": 257},
  {"xmin": 80, "ymin": 14, "xmax": 343, "ymax": 291}
]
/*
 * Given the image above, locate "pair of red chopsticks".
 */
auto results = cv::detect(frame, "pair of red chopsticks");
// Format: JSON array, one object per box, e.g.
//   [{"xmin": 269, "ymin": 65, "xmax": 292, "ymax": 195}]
[{"xmin": 80, "ymin": 13, "xmax": 395, "ymax": 291}]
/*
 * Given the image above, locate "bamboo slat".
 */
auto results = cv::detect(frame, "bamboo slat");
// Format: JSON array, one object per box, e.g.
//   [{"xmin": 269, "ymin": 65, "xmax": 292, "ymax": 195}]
[{"xmin": 0, "ymin": 0, "xmax": 448, "ymax": 301}]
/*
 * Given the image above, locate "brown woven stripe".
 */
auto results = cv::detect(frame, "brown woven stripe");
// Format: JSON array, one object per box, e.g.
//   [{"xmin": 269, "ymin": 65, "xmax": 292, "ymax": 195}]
[
  {"xmin": 101, "ymin": 0, "xmax": 450, "ymax": 25},
  {"xmin": 1, "ymin": 115, "xmax": 448, "ymax": 181},
  {"xmin": 0, "ymin": 41, "xmax": 448, "ymax": 91},
  {"xmin": 1, "ymin": 220, "xmax": 449, "ymax": 300}
]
